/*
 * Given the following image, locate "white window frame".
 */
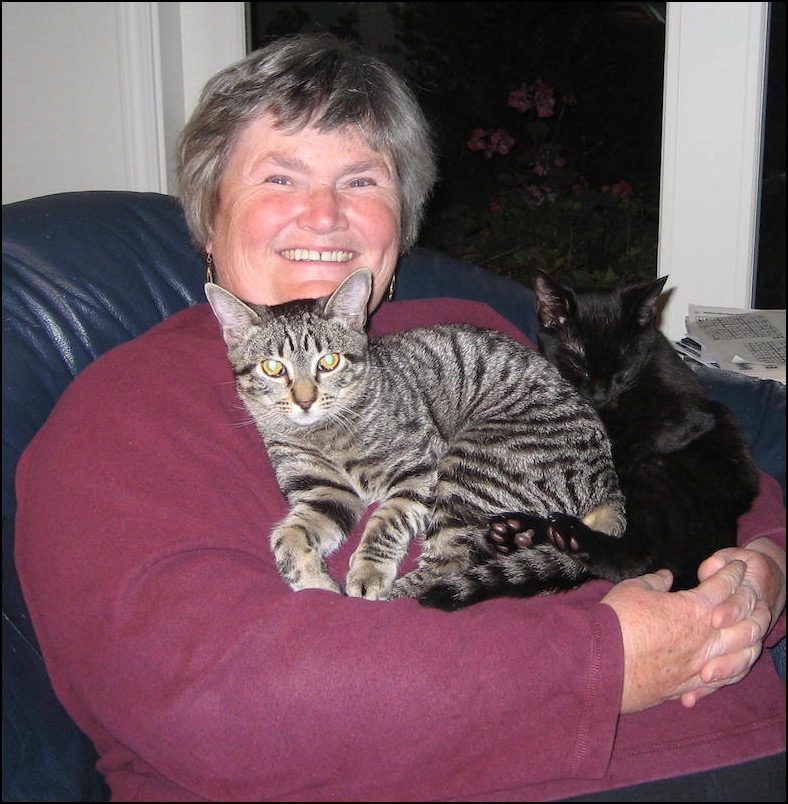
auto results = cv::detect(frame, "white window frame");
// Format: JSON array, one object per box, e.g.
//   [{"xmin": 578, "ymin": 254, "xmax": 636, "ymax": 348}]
[{"xmin": 658, "ymin": 2, "xmax": 769, "ymax": 338}]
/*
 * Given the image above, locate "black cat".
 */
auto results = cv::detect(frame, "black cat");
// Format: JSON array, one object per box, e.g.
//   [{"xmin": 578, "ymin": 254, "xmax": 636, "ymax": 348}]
[{"xmin": 488, "ymin": 271, "xmax": 760, "ymax": 591}]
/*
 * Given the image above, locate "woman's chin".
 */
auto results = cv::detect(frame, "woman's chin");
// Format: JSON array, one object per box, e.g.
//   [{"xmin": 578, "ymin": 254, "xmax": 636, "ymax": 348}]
[{"xmin": 289, "ymin": 277, "xmax": 351, "ymax": 300}]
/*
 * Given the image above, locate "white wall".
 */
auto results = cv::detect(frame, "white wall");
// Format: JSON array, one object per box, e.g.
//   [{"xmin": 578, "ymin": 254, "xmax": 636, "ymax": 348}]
[
  {"xmin": 2, "ymin": 3, "xmax": 131, "ymax": 202},
  {"xmin": 1, "ymin": 2, "xmax": 245, "ymax": 204},
  {"xmin": 1, "ymin": 2, "xmax": 771, "ymax": 338}
]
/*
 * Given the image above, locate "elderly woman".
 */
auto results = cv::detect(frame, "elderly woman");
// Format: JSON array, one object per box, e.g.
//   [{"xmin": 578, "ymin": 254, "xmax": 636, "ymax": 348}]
[{"xmin": 15, "ymin": 33, "xmax": 785, "ymax": 802}]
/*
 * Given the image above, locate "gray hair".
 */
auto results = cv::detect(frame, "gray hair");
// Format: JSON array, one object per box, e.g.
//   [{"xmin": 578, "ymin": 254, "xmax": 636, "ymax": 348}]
[{"xmin": 176, "ymin": 33, "xmax": 437, "ymax": 253}]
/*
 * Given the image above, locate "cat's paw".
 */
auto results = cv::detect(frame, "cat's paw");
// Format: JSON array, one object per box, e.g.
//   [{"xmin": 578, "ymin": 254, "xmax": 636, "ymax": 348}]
[
  {"xmin": 274, "ymin": 538, "xmax": 344, "ymax": 594},
  {"xmin": 487, "ymin": 513, "xmax": 551, "ymax": 553},
  {"xmin": 545, "ymin": 512, "xmax": 587, "ymax": 554},
  {"xmin": 288, "ymin": 571, "xmax": 344, "ymax": 595},
  {"xmin": 345, "ymin": 560, "xmax": 397, "ymax": 601},
  {"xmin": 277, "ymin": 556, "xmax": 343, "ymax": 594}
]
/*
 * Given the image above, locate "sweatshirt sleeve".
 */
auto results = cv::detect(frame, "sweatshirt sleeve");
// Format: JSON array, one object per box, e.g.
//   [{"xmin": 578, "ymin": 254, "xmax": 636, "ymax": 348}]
[
  {"xmin": 15, "ymin": 304, "xmax": 625, "ymax": 802},
  {"xmin": 737, "ymin": 470, "xmax": 787, "ymax": 647}
]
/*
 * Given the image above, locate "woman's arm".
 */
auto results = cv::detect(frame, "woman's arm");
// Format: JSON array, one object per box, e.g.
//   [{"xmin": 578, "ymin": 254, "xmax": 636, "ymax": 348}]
[
  {"xmin": 604, "ymin": 471, "xmax": 786, "ymax": 714},
  {"xmin": 602, "ymin": 560, "xmax": 772, "ymax": 713}
]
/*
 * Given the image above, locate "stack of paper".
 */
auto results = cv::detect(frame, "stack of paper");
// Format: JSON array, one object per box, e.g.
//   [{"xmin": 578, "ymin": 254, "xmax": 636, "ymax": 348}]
[{"xmin": 674, "ymin": 306, "xmax": 786, "ymax": 384}]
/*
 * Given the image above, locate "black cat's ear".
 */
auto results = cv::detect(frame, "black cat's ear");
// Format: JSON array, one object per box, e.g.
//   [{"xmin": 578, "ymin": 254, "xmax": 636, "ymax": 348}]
[
  {"xmin": 533, "ymin": 270, "xmax": 572, "ymax": 329},
  {"xmin": 323, "ymin": 268, "xmax": 371, "ymax": 331},
  {"xmin": 204, "ymin": 283, "xmax": 265, "ymax": 348},
  {"xmin": 630, "ymin": 275, "xmax": 669, "ymax": 328}
]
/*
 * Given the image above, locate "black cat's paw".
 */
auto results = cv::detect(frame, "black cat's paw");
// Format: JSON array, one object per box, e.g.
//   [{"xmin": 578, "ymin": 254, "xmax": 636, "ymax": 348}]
[
  {"xmin": 488, "ymin": 513, "xmax": 551, "ymax": 554},
  {"xmin": 545, "ymin": 512, "xmax": 591, "ymax": 554}
]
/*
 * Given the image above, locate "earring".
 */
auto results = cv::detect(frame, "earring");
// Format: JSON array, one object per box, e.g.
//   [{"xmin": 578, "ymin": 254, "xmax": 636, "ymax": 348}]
[
  {"xmin": 205, "ymin": 253, "xmax": 215, "ymax": 284},
  {"xmin": 387, "ymin": 273, "xmax": 397, "ymax": 302}
]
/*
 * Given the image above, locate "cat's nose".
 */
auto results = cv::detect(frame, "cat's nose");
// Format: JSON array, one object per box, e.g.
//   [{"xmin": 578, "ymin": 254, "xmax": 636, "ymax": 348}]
[{"xmin": 291, "ymin": 379, "xmax": 317, "ymax": 411}]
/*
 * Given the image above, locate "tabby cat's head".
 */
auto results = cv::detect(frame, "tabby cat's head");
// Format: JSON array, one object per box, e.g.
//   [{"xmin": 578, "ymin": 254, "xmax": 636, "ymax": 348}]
[
  {"xmin": 533, "ymin": 270, "xmax": 668, "ymax": 407},
  {"xmin": 206, "ymin": 269, "xmax": 373, "ymax": 429}
]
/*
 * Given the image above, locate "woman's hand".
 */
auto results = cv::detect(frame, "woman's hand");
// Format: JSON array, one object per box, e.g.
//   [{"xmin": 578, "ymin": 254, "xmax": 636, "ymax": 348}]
[
  {"xmin": 601, "ymin": 558, "xmax": 775, "ymax": 714},
  {"xmin": 701, "ymin": 537, "xmax": 786, "ymax": 632},
  {"xmin": 680, "ymin": 537, "xmax": 787, "ymax": 707}
]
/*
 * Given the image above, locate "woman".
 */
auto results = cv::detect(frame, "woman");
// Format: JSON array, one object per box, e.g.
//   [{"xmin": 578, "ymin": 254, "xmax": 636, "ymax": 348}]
[{"xmin": 16, "ymin": 33, "xmax": 785, "ymax": 801}]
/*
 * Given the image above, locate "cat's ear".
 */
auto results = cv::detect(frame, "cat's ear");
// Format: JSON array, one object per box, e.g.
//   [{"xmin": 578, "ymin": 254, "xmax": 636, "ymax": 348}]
[
  {"xmin": 204, "ymin": 283, "xmax": 264, "ymax": 348},
  {"xmin": 630, "ymin": 275, "xmax": 669, "ymax": 328},
  {"xmin": 533, "ymin": 270, "xmax": 572, "ymax": 329},
  {"xmin": 323, "ymin": 269, "xmax": 371, "ymax": 331}
]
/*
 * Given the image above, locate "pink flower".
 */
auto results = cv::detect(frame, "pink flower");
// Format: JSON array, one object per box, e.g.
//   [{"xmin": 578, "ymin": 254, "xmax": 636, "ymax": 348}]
[
  {"xmin": 508, "ymin": 80, "xmax": 555, "ymax": 118},
  {"xmin": 467, "ymin": 127, "xmax": 515, "ymax": 158},
  {"xmin": 603, "ymin": 180, "xmax": 634, "ymax": 203},
  {"xmin": 526, "ymin": 184, "xmax": 547, "ymax": 206},
  {"xmin": 508, "ymin": 85, "xmax": 531, "ymax": 113},
  {"xmin": 489, "ymin": 128, "xmax": 515, "ymax": 156},
  {"xmin": 467, "ymin": 128, "xmax": 488, "ymax": 152},
  {"xmin": 489, "ymin": 198, "xmax": 502, "ymax": 213},
  {"xmin": 533, "ymin": 79, "xmax": 556, "ymax": 118},
  {"xmin": 610, "ymin": 179, "xmax": 634, "ymax": 203}
]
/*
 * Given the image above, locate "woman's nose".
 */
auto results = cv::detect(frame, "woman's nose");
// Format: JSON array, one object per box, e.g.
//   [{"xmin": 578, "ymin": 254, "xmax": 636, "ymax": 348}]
[{"xmin": 297, "ymin": 185, "xmax": 348, "ymax": 233}]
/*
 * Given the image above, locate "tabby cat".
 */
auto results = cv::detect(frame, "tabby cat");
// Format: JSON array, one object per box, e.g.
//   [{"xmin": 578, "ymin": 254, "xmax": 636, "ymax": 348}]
[
  {"xmin": 205, "ymin": 268, "xmax": 625, "ymax": 607},
  {"xmin": 487, "ymin": 271, "xmax": 760, "ymax": 591}
]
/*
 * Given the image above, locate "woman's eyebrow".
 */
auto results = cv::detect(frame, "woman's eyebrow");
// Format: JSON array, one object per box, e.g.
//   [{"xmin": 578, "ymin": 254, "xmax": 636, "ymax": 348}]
[
  {"xmin": 341, "ymin": 157, "xmax": 392, "ymax": 176},
  {"xmin": 255, "ymin": 152, "xmax": 308, "ymax": 172},
  {"xmin": 256, "ymin": 152, "xmax": 392, "ymax": 177}
]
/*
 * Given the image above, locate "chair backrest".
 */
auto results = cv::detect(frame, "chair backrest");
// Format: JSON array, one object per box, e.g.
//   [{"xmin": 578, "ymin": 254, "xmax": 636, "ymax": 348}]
[
  {"xmin": 3, "ymin": 191, "xmax": 205, "ymax": 801},
  {"xmin": 3, "ymin": 192, "xmax": 205, "ymax": 647}
]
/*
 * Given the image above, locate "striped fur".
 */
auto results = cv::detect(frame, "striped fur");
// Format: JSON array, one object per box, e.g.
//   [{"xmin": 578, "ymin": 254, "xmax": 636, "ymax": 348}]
[{"xmin": 206, "ymin": 269, "xmax": 625, "ymax": 608}]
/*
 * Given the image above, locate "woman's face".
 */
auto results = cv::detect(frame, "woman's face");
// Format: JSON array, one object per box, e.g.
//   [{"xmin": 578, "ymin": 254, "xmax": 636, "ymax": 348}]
[{"xmin": 207, "ymin": 114, "xmax": 402, "ymax": 310}]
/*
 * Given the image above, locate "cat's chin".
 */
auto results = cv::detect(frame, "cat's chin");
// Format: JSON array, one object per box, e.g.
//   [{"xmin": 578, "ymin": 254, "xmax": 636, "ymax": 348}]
[{"xmin": 288, "ymin": 412, "xmax": 326, "ymax": 427}]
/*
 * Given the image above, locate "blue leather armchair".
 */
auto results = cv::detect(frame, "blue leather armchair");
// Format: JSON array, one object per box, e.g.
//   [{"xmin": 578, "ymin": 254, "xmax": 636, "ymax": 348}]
[{"xmin": 3, "ymin": 191, "xmax": 785, "ymax": 801}]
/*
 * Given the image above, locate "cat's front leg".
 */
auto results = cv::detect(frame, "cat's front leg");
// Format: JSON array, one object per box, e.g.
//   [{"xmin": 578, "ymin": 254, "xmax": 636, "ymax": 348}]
[
  {"xmin": 271, "ymin": 503, "xmax": 358, "ymax": 594},
  {"xmin": 345, "ymin": 488, "xmax": 435, "ymax": 600},
  {"xmin": 345, "ymin": 526, "xmax": 425, "ymax": 601},
  {"xmin": 345, "ymin": 551, "xmax": 400, "ymax": 600}
]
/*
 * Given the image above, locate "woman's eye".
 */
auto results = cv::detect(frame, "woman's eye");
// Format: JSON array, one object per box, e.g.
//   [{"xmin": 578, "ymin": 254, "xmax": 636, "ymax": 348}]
[
  {"xmin": 318, "ymin": 353, "xmax": 342, "ymax": 372},
  {"xmin": 265, "ymin": 175, "xmax": 291, "ymax": 186},
  {"xmin": 261, "ymin": 359, "xmax": 286, "ymax": 378},
  {"xmin": 348, "ymin": 177, "xmax": 374, "ymax": 188}
]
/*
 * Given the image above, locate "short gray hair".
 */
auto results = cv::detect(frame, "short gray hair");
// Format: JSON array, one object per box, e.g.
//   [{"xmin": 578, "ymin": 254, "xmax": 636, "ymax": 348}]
[{"xmin": 177, "ymin": 33, "xmax": 437, "ymax": 253}]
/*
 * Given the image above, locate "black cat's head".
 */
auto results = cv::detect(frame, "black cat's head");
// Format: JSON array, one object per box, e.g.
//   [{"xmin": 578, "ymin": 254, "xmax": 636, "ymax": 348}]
[{"xmin": 533, "ymin": 270, "xmax": 668, "ymax": 407}]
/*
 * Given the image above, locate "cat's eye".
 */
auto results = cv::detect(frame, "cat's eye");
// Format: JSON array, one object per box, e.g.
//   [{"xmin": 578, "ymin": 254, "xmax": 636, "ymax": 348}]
[
  {"xmin": 261, "ymin": 359, "xmax": 286, "ymax": 378},
  {"xmin": 317, "ymin": 353, "xmax": 342, "ymax": 372}
]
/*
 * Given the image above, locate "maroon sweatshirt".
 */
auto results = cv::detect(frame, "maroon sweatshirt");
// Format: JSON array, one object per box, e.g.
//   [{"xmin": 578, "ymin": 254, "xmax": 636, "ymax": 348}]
[{"xmin": 16, "ymin": 298, "xmax": 786, "ymax": 802}]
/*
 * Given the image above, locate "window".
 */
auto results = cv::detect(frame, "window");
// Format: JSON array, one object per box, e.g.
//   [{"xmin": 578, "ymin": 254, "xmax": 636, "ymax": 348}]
[{"xmin": 248, "ymin": 2, "xmax": 783, "ymax": 332}]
